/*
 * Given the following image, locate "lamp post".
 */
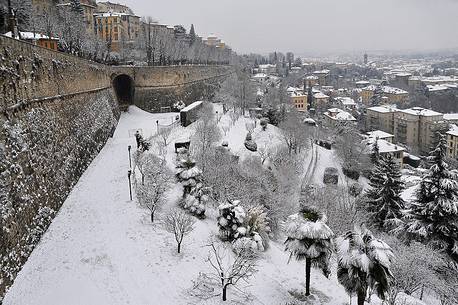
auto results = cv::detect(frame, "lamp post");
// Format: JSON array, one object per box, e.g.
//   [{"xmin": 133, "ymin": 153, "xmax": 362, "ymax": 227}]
[
  {"xmin": 127, "ymin": 170, "xmax": 132, "ymax": 201},
  {"xmin": 156, "ymin": 120, "xmax": 159, "ymax": 132},
  {"xmin": 128, "ymin": 145, "xmax": 132, "ymax": 168},
  {"xmin": 216, "ymin": 110, "xmax": 219, "ymax": 122}
]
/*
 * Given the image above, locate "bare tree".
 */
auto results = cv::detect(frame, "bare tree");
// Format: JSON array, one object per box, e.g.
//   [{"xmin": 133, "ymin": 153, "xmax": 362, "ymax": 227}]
[
  {"xmin": 163, "ymin": 209, "xmax": 195, "ymax": 253},
  {"xmin": 192, "ymin": 103, "xmax": 221, "ymax": 173},
  {"xmin": 221, "ymin": 123, "xmax": 230, "ymax": 136},
  {"xmin": 257, "ymin": 142, "xmax": 273, "ymax": 165},
  {"xmin": 279, "ymin": 112, "xmax": 309, "ymax": 155},
  {"xmin": 245, "ymin": 121, "xmax": 255, "ymax": 134},
  {"xmin": 157, "ymin": 125, "xmax": 173, "ymax": 147},
  {"xmin": 135, "ymin": 152, "xmax": 158, "ymax": 185},
  {"xmin": 136, "ymin": 158, "xmax": 173, "ymax": 223},
  {"xmin": 206, "ymin": 241, "xmax": 258, "ymax": 301}
]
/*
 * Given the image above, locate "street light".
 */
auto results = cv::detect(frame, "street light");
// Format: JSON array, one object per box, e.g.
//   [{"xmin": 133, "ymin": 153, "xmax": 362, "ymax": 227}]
[
  {"xmin": 128, "ymin": 145, "xmax": 132, "ymax": 168},
  {"xmin": 127, "ymin": 170, "xmax": 132, "ymax": 201}
]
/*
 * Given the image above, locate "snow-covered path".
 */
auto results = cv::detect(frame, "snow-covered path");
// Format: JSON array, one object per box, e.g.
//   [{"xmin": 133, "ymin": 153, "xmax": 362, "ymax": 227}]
[{"xmin": 4, "ymin": 106, "xmax": 353, "ymax": 305}]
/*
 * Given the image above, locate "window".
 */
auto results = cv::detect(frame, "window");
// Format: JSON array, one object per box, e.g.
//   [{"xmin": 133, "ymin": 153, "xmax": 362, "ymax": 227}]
[{"xmin": 114, "ymin": 33, "xmax": 118, "ymax": 40}]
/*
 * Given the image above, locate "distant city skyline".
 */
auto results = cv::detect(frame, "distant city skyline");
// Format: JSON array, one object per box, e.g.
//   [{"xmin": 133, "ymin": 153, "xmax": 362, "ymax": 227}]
[{"xmin": 121, "ymin": 0, "xmax": 458, "ymax": 55}]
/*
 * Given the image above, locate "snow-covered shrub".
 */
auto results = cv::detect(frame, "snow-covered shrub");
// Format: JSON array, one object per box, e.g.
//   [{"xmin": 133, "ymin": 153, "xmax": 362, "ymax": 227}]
[
  {"xmin": 218, "ymin": 201, "xmax": 270, "ymax": 252},
  {"xmin": 244, "ymin": 205, "xmax": 271, "ymax": 249},
  {"xmin": 217, "ymin": 200, "xmax": 246, "ymax": 241},
  {"xmin": 233, "ymin": 235, "xmax": 264, "ymax": 252},
  {"xmin": 244, "ymin": 132, "xmax": 257, "ymax": 152},
  {"xmin": 172, "ymin": 100, "xmax": 186, "ymax": 111},
  {"xmin": 342, "ymin": 166, "xmax": 360, "ymax": 180},
  {"xmin": 176, "ymin": 156, "xmax": 208, "ymax": 218},
  {"xmin": 348, "ymin": 182, "xmax": 362, "ymax": 197}
]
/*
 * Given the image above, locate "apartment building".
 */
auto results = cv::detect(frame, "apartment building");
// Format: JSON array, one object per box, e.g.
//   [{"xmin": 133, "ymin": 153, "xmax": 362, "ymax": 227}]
[
  {"xmin": 312, "ymin": 70, "xmax": 330, "ymax": 86},
  {"xmin": 365, "ymin": 105, "xmax": 397, "ymax": 134},
  {"xmin": 361, "ymin": 85, "xmax": 409, "ymax": 105},
  {"xmin": 288, "ymin": 89, "xmax": 308, "ymax": 112},
  {"xmin": 446, "ymin": 124, "xmax": 458, "ymax": 159},
  {"xmin": 394, "ymin": 107, "xmax": 448, "ymax": 155}
]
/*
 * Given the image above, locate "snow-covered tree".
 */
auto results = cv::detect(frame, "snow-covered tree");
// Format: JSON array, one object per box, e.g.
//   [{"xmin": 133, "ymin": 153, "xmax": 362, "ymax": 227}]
[
  {"xmin": 217, "ymin": 200, "xmax": 246, "ymax": 241},
  {"xmin": 163, "ymin": 209, "xmax": 195, "ymax": 253},
  {"xmin": 192, "ymin": 103, "xmax": 221, "ymax": 173},
  {"xmin": 334, "ymin": 124, "xmax": 369, "ymax": 177},
  {"xmin": 176, "ymin": 156, "xmax": 208, "ymax": 217},
  {"xmin": 206, "ymin": 241, "xmax": 257, "ymax": 301},
  {"xmin": 279, "ymin": 112, "xmax": 310, "ymax": 155},
  {"xmin": 336, "ymin": 225, "xmax": 394, "ymax": 305},
  {"xmin": 284, "ymin": 204, "xmax": 334, "ymax": 296},
  {"xmin": 381, "ymin": 235, "xmax": 446, "ymax": 305},
  {"xmin": 370, "ymin": 138, "xmax": 380, "ymax": 164},
  {"xmin": 135, "ymin": 155, "xmax": 173, "ymax": 223},
  {"xmin": 365, "ymin": 154, "xmax": 405, "ymax": 229},
  {"xmin": 402, "ymin": 134, "xmax": 458, "ymax": 258}
]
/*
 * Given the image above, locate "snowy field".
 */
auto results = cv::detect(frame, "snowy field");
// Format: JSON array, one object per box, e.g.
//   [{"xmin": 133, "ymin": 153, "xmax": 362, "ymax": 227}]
[{"xmin": 4, "ymin": 105, "xmax": 425, "ymax": 305}]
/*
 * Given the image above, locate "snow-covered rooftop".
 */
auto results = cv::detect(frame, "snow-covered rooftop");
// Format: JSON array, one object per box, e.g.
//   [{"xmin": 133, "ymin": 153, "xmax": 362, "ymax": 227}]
[
  {"xmin": 324, "ymin": 108, "xmax": 356, "ymax": 121},
  {"xmin": 447, "ymin": 124, "xmax": 458, "ymax": 137},
  {"xmin": 181, "ymin": 101, "xmax": 203, "ymax": 112},
  {"xmin": 335, "ymin": 97, "xmax": 356, "ymax": 106},
  {"xmin": 4, "ymin": 31, "xmax": 58, "ymax": 40},
  {"xmin": 313, "ymin": 69, "xmax": 330, "ymax": 74},
  {"xmin": 399, "ymin": 107, "xmax": 442, "ymax": 117},
  {"xmin": 364, "ymin": 138, "xmax": 405, "ymax": 154},
  {"xmin": 443, "ymin": 113, "xmax": 458, "ymax": 121},
  {"xmin": 367, "ymin": 105, "xmax": 397, "ymax": 113},
  {"xmin": 427, "ymin": 84, "xmax": 449, "ymax": 92},
  {"xmin": 253, "ymin": 73, "xmax": 267, "ymax": 78},
  {"xmin": 366, "ymin": 130, "xmax": 394, "ymax": 140},
  {"xmin": 362, "ymin": 85, "xmax": 408, "ymax": 95},
  {"xmin": 313, "ymin": 92, "xmax": 329, "ymax": 99}
]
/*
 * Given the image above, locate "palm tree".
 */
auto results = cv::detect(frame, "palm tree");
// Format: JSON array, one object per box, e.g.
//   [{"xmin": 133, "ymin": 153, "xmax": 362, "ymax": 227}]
[
  {"xmin": 285, "ymin": 204, "xmax": 334, "ymax": 296},
  {"xmin": 337, "ymin": 225, "xmax": 394, "ymax": 305}
]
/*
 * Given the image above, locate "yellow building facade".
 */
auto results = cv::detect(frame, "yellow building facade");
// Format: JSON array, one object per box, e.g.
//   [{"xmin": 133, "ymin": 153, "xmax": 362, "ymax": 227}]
[
  {"xmin": 291, "ymin": 94, "xmax": 308, "ymax": 112},
  {"xmin": 361, "ymin": 85, "xmax": 409, "ymax": 105},
  {"xmin": 94, "ymin": 13, "xmax": 124, "ymax": 51}
]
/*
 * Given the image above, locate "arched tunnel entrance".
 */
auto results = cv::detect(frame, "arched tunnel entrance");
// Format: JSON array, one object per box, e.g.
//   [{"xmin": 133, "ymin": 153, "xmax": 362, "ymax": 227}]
[{"xmin": 112, "ymin": 74, "xmax": 134, "ymax": 108}]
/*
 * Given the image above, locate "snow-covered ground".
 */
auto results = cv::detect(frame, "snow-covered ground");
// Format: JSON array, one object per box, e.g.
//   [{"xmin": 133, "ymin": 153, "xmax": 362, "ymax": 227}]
[{"xmin": 4, "ymin": 105, "xmax": 420, "ymax": 305}]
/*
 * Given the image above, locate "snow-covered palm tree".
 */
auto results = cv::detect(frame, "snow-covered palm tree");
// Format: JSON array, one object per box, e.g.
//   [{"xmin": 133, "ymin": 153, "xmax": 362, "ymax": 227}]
[
  {"xmin": 337, "ymin": 225, "xmax": 394, "ymax": 305},
  {"xmin": 284, "ymin": 204, "xmax": 334, "ymax": 296}
]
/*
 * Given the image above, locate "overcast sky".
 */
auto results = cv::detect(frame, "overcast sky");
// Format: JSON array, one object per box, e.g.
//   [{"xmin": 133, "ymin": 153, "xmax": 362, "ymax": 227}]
[{"xmin": 122, "ymin": 0, "xmax": 458, "ymax": 54}]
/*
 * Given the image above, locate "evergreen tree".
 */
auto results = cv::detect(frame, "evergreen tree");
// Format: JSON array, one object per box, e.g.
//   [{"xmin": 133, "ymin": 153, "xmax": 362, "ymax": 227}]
[
  {"xmin": 370, "ymin": 139, "xmax": 380, "ymax": 164},
  {"xmin": 69, "ymin": 0, "xmax": 83, "ymax": 15},
  {"xmin": 370, "ymin": 85, "xmax": 384, "ymax": 106},
  {"xmin": 365, "ymin": 154, "xmax": 405, "ymax": 229},
  {"xmin": 404, "ymin": 133, "xmax": 458, "ymax": 259},
  {"xmin": 307, "ymin": 85, "xmax": 313, "ymax": 110},
  {"xmin": 189, "ymin": 24, "xmax": 196, "ymax": 45},
  {"xmin": 337, "ymin": 226, "xmax": 394, "ymax": 305},
  {"xmin": 285, "ymin": 204, "xmax": 334, "ymax": 296}
]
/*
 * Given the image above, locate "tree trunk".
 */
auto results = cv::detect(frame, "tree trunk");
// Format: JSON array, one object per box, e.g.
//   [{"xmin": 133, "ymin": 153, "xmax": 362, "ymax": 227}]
[
  {"xmin": 223, "ymin": 284, "xmax": 230, "ymax": 301},
  {"xmin": 357, "ymin": 288, "xmax": 366, "ymax": 305},
  {"xmin": 177, "ymin": 242, "xmax": 181, "ymax": 253},
  {"xmin": 150, "ymin": 210, "xmax": 154, "ymax": 223},
  {"xmin": 305, "ymin": 257, "xmax": 311, "ymax": 296}
]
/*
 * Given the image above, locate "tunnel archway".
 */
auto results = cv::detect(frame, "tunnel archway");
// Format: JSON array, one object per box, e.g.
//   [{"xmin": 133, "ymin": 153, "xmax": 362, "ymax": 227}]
[{"xmin": 112, "ymin": 74, "xmax": 134, "ymax": 106}]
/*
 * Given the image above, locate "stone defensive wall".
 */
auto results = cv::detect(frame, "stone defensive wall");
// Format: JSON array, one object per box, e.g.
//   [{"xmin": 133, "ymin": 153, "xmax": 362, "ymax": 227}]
[{"xmin": 0, "ymin": 35, "xmax": 232, "ymax": 299}]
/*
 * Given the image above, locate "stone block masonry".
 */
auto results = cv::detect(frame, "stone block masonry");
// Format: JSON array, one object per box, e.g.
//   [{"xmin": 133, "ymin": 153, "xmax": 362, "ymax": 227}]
[
  {"xmin": 0, "ymin": 35, "xmax": 232, "ymax": 299},
  {"xmin": 0, "ymin": 89, "xmax": 120, "ymax": 298}
]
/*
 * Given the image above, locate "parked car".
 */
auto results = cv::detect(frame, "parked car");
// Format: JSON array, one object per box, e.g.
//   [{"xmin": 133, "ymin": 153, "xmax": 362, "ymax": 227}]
[{"xmin": 323, "ymin": 167, "xmax": 338, "ymax": 185}]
